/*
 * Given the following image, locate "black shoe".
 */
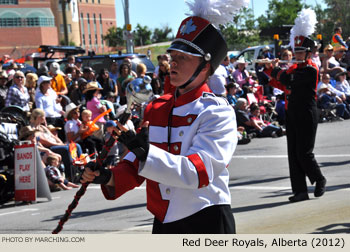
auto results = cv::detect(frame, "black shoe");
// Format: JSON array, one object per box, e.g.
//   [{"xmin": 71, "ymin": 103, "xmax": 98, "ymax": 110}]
[
  {"xmin": 238, "ymin": 138, "xmax": 251, "ymax": 145},
  {"xmin": 288, "ymin": 192, "xmax": 309, "ymax": 203},
  {"xmin": 314, "ymin": 178, "xmax": 327, "ymax": 197}
]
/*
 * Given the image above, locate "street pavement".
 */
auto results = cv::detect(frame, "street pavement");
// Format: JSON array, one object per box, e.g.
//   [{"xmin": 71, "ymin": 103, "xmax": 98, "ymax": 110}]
[{"xmin": 0, "ymin": 118, "xmax": 349, "ymax": 234}]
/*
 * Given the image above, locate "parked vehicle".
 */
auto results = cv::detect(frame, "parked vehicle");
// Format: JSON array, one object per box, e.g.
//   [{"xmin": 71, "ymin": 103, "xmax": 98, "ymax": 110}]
[
  {"xmin": 33, "ymin": 45, "xmax": 155, "ymax": 76},
  {"xmin": 235, "ymin": 44, "xmax": 275, "ymax": 73}
]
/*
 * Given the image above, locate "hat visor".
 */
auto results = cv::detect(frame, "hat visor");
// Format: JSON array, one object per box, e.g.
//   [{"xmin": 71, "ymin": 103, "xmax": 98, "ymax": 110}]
[
  {"xmin": 335, "ymin": 71, "xmax": 347, "ymax": 79},
  {"xmin": 167, "ymin": 42, "xmax": 203, "ymax": 57},
  {"xmin": 82, "ymin": 87, "xmax": 103, "ymax": 94},
  {"xmin": 49, "ymin": 127, "xmax": 62, "ymax": 131},
  {"xmin": 294, "ymin": 47, "xmax": 308, "ymax": 52}
]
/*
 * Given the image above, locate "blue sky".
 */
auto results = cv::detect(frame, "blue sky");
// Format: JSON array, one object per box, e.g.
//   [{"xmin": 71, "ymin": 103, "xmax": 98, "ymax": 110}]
[{"xmin": 115, "ymin": 0, "xmax": 326, "ymax": 36}]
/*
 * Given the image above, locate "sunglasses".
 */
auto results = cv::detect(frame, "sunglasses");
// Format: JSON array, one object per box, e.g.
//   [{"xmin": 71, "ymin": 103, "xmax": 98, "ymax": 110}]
[{"xmin": 15, "ymin": 76, "xmax": 24, "ymax": 79}]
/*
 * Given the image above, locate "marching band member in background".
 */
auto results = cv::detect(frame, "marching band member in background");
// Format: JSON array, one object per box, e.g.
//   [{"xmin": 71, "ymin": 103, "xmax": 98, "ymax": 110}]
[{"xmin": 270, "ymin": 9, "xmax": 327, "ymax": 203}]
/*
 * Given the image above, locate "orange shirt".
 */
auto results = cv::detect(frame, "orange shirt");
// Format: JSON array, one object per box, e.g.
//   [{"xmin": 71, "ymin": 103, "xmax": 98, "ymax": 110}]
[{"xmin": 51, "ymin": 74, "xmax": 67, "ymax": 94}]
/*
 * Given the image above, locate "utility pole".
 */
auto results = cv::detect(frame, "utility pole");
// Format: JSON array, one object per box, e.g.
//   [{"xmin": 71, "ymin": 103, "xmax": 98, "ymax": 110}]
[
  {"xmin": 61, "ymin": 0, "xmax": 70, "ymax": 45},
  {"xmin": 123, "ymin": 0, "xmax": 133, "ymax": 53}
]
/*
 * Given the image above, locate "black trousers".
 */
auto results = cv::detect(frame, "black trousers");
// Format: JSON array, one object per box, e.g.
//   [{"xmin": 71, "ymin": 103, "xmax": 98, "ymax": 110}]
[
  {"xmin": 285, "ymin": 108, "xmax": 325, "ymax": 194},
  {"xmin": 78, "ymin": 135, "xmax": 103, "ymax": 154},
  {"xmin": 152, "ymin": 205, "xmax": 235, "ymax": 234}
]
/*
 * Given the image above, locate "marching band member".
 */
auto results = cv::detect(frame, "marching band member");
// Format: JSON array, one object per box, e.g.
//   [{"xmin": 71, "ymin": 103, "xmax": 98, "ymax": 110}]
[
  {"xmin": 80, "ymin": 0, "xmax": 249, "ymax": 233},
  {"xmin": 270, "ymin": 9, "xmax": 327, "ymax": 203}
]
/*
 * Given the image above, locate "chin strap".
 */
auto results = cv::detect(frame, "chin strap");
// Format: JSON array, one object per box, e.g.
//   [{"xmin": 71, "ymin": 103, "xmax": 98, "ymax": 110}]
[{"xmin": 179, "ymin": 59, "xmax": 208, "ymax": 89}]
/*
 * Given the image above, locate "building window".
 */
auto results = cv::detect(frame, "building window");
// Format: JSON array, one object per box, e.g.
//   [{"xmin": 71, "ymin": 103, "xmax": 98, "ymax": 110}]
[
  {"xmin": 99, "ymin": 13, "xmax": 103, "ymax": 47},
  {"xmin": 0, "ymin": 0, "xmax": 18, "ymax": 4},
  {"xmin": 80, "ymin": 12, "xmax": 85, "ymax": 46},
  {"xmin": 92, "ymin": 0, "xmax": 94, "ymax": 3},
  {"xmin": 58, "ymin": 0, "xmax": 70, "ymax": 11},
  {"xmin": 0, "ymin": 17, "xmax": 55, "ymax": 27},
  {"xmin": 87, "ymin": 13, "xmax": 92, "ymax": 45},
  {"xmin": 60, "ymin": 24, "xmax": 72, "ymax": 33}
]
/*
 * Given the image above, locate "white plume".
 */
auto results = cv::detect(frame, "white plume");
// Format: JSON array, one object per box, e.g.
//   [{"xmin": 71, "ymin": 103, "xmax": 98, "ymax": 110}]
[
  {"xmin": 185, "ymin": 0, "xmax": 250, "ymax": 28},
  {"xmin": 289, "ymin": 8, "xmax": 318, "ymax": 51}
]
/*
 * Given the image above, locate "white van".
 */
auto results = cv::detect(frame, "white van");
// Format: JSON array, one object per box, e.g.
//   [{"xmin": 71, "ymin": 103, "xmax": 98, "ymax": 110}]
[{"xmin": 235, "ymin": 44, "xmax": 275, "ymax": 73}]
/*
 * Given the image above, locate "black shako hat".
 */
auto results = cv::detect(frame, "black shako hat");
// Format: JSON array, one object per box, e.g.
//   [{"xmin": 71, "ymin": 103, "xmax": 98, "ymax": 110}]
[
  {"xmin": 294, "ymin": 35, "xmax": 315, "ymax": 52},
  {"xmin": 167, "ymin": 16, "xmax": 228, "ymax": 74}
]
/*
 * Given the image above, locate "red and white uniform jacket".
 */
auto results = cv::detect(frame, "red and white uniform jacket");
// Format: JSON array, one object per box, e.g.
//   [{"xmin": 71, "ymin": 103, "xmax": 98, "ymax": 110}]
[{"xmin": 101, "ymin": 83, "xmax": 237, "ymax": 223}]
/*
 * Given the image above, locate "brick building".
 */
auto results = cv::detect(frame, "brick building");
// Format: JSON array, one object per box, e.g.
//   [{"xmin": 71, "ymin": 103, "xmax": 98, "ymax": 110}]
[
  {"xmin": 0, "ymin": 0, "xmax": 117, "ymax": 59},
  {"xmin": 0, "ymin": 0, "xmax": 58, "ymax": 59},
  {"xmin": 77, "ymin": 0, "xmax": 116, "ymax": 54}
]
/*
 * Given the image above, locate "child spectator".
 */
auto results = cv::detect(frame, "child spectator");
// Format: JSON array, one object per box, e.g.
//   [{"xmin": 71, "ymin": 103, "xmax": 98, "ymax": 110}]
[
  {"xmin": 80, "ymin": 109, "xmax": 103, "ymax": 154},
  {"xmin": 45, "ymin": 155, "xmax": 79, "ymax": 191},
  {"xmin": 226, "ymin": 82, "xmax": 243, "ymax": 107}
]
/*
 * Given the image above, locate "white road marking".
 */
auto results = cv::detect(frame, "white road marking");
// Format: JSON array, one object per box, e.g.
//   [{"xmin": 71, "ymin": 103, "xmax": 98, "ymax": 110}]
[
  {"xmin": 230, "ymin": 185, "xmax": 350, "ymax": 191},
  {"xmin": 231, "ymin": 186, "xmax": 290, "ymax": 190},
  {"xmin": 88, "ymin": 185, "xmax": 146, "ymax": 189},
  {"xmin": 233, "ymin": 154, "xmax": 350, "ymax": 159},
  {"xmin": 0, "ymin": 208, "xmax": 38, "ymax": 217}
]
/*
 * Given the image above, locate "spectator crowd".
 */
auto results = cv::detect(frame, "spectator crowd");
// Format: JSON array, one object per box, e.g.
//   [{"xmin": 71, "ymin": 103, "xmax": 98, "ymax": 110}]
[{"xmin": 1, "ymin": 25, "xmax": 350, "ymax": 191}]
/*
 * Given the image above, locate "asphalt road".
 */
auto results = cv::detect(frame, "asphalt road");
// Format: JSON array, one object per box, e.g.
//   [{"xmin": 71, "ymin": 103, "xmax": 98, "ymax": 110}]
[{"xmin": 0, "ymin": 119, "xmax": 349, "ymax": 234}]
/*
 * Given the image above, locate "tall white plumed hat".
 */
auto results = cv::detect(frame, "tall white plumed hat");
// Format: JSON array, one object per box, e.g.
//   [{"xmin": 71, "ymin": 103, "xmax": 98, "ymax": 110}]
[
  {"xmin": 289, "ymin": 8, "xmax": 318, "ymax": 52},
  {"xmin": 167, "ymin": 0, "xmax": 250, "ymax": 87}
]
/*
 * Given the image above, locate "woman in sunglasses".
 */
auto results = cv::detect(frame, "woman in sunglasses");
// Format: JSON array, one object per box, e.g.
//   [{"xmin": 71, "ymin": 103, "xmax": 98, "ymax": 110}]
[{"xmin": 5, "ymin": 70, "xmax": 30, "ymax": 111}]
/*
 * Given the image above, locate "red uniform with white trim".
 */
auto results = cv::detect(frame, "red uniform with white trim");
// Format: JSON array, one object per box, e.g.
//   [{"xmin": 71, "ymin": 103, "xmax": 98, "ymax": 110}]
[{"xmin": 101, "ymin": 83, "xmax": 237, "ymax": 223}]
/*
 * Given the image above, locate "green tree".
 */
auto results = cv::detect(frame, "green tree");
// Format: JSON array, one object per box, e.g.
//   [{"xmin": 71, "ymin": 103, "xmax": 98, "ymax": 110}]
[
  {"xmin": 257, "ymin": 0, "xmax": 305, "ymax": 29},
  {"xmin": 221, "ymin": 7, "xmax": 260, "ymax": 50},
  {"xmin": 314, "ymin": 3, "xmax": 333, "ymax": 45},
  {"xmin": 152, "ymin": 25, "xmax": 173, "ymax": 43},
  {"xmin": 323, "ymin": 0, "xmax": 350, "ymax": 44},
  {"xmin": 134, "ymin": 24, "xmax": 152, "ymax": 46},
  {"xmin": 103, "ymin": 26, "xmax": 124, "ymax": 48}
]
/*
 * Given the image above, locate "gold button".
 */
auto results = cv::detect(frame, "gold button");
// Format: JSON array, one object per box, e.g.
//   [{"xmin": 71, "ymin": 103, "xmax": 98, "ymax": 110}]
[
  {"xmin": 187, "ymin": 117, "xmax": 192, "ymax": 123},
  {"xmin": 174, "ymin": 145, "xmax": 179, "ymax": 151},
  {"xmin": 179, "ymin": 131, "xmax": 184, "ymax": 136},
  {"xmin": 166, "ymin": 188, "xmax": 171, "ymax": 194}
]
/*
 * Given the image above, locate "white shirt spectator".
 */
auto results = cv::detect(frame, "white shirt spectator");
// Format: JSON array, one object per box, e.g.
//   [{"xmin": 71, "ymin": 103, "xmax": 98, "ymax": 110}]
[
  {"xmin": 64, "ymin": 119, "xmax": 81, "ymax": 142},
  {"xmin": 335, "ymin": 79, "xmax": 350, "ymax": 96},
  {"xmin": 35, "ymin": 88, "xmax": 63, "ymax": 118},
  {"xmin": 208, "ymin": 65, "xmax": 228, "ymax": 96},
  {"xmin": 317, "ymin": 81, "xmax": 344, "ymax": 97}
]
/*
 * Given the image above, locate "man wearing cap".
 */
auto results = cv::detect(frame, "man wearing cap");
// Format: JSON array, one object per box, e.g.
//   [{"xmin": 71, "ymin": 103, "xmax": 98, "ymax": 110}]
[
  {"xmin": 75, "ymin": 58, "xmax": 83, "ymax": 72},
  {"xmin": 109, "ymin": 60, "xmax": 119, "ymax": 84},
  {"xmin": 262, "ymin": 46, "xmax": 275, "ymax": 60},
  {"xmin": 49, "ymin": 62, "xmax": 68, "ymax": 96},
  {"xmin": 81, "ymin": 0, "xmax": 244, "ymax": 234},
  {"xmin": 270, "ymin": 9, "xmax": 326, "ymax": 203}
]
